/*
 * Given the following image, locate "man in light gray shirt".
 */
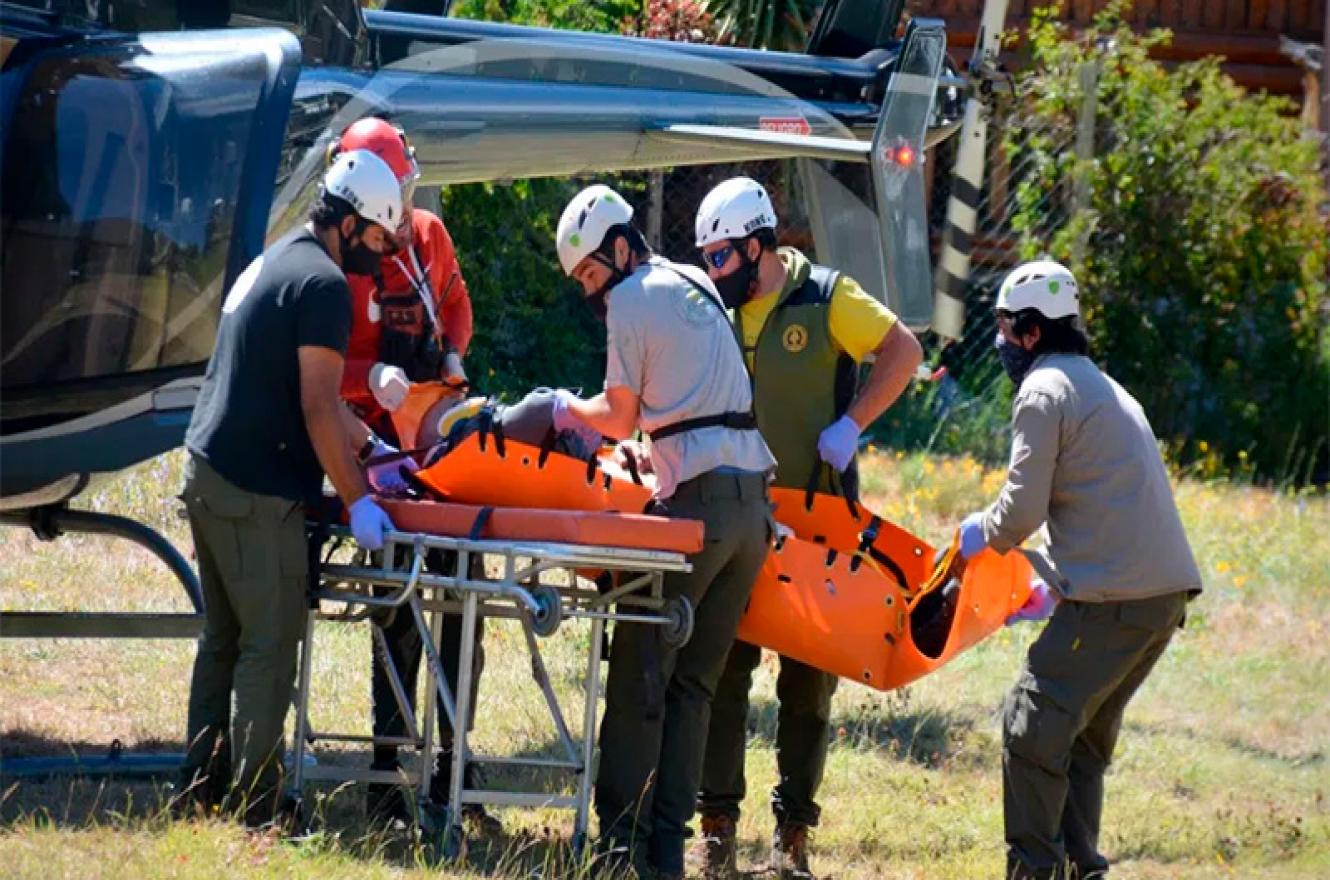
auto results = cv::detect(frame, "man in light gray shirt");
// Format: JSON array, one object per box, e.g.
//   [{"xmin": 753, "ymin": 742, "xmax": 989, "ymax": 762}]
[
  {"xmin": 551, "ymin": 184, "xmax": 774, "ymax": 880},
  {"xmin": 955, "ymin": 260, "xmax": 1201, "ymax": 880}
]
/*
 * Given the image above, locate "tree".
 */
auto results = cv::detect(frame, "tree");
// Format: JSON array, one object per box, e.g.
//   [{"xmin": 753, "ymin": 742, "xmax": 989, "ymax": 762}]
[
  {"xmin": 704, "ymin": 0, "xmax": 818, "ymax": 50},
  {"xmin": 1008, "ymin": 2, "xmax": 1330, "ymax": 482}
]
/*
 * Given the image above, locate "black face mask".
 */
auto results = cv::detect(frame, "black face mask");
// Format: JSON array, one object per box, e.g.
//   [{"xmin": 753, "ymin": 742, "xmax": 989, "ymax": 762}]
[
  {"xmin": 340, "ymin": 226, "xmax": 381, "ymax": 277},
  {"xmin": 584, "ymin": 285, "xmax": 610, "ymax": 321},
  {"xmin": 995, "ymin": 332, "xmax": 1038, "ymax": 385},
  {"xmin": 713, "ymin": 246, "xmax": 757, "ymax": 310},
  {"xmin": 584, "ymin": 248, "xmax": 628, "ymax": 323}
]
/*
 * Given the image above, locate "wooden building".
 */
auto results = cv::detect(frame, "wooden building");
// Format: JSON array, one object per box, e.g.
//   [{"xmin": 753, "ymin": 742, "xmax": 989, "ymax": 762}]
[{"xmin": 929, "ymin": 0, "xmax": 1325, "ymax": 103}]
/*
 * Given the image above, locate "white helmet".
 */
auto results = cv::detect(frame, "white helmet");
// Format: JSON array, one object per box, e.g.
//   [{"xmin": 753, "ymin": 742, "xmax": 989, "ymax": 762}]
[
  {"xmin": 695, "ymin": 176, "xmax": 777, "ymax": 248},
  {"xmin": 322, "ymin": 148, "xmax": 403, "ymax": 232},
  {"xmin": 556, "ymin": 184, "xmax": 635, "ymax": 276},
  {"xmin": 996, "ymin": 260, "xmax": 1080, "ymax": 320}
]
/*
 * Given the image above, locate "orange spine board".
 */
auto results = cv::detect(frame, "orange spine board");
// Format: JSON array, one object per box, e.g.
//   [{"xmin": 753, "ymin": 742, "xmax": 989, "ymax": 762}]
[
  {"xmin": 376, "ymin": 498, "xmax": 703, "ymax": 554},
  {"xmin": 415, "ymin": 433, "xmax": 654, "ymax": 513},
  {"xmin": 737, "ymin": 539, "xmax": 1035, "ymax": 692}
]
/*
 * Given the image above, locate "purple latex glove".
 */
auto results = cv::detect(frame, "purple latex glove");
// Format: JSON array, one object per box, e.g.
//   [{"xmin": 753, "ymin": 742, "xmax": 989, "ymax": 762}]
[
  {"xmin": 348, "ymin": 495, "xmax": 394, "ymax": 551},
  {"xmin": 1006, "ymin": 578, "xmax": 1058, "ymax": 626},
  {"xmin": 551, "ymin": 388, "xmax": 603, "ymax": 450},
  {"xmin": 816, "ymin": 414, "xmax": 861, "ymax": 472},
  {"xmin": 365, "ymin": 440, "xmax": 419, "ymax": 495},
  {"xmin": 958, "ymin": 511, "xmax": 988, "ymax": 560}
]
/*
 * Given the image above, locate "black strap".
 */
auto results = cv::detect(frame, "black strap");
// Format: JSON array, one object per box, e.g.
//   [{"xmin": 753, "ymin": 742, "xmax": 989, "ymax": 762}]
[
  {"xmin": 645, "ymin": 263, "xmax": 759, "ymax": 444},
  {"xmin": 848, "ymin": 513, "xmax": 909, "ymax": 589},
  {"xmin": 618, "ymin": 445, "xmax": 643, "ymax": 485},
  {"xmin": 467, "ymin": 506, "xmax": 494, "ymax": 541},
  {"xmin": 803, "ymin": 460, "xmax": 860, "ymax": 520},
  {"xmin": 402, "ymin": 468, "xmax": 447, "ymax": 502},
  {"xmin": 649, "ymin": 410, "xmax": 757, "ymax": 442},
  {"xmin": 537, "ymin": 425, "xmax": 559, "ymax": 468}
]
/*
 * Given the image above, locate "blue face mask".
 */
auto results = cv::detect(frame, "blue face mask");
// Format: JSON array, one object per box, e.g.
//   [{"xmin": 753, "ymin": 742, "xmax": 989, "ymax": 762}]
[{"xmin": 995, "ymin": 332, "xmax": 1037, "ymax": 385}]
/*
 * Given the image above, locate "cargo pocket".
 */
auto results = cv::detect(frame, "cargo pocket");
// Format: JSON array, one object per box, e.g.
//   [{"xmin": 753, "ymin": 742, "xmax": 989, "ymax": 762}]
[
  {"xmin": 1003, "ymin": 679, "xmax": 1075, "ymax": 774},
  {"xmin": 189, "ymin": 492, "xmax": 253, "ymax": 584}
]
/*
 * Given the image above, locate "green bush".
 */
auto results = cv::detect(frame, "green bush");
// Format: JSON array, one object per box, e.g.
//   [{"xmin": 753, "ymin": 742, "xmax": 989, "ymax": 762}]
[
  {"xmin": 452, "ymin": 0, "xmax": 641, "ymax": 32},
  {"xmin": 443, "ymin": 178, "xmax": 620, "ymax": 400},
  {"xmin": 1007, "ymin": 2, "xmax": 1330, "ymax": 483}
]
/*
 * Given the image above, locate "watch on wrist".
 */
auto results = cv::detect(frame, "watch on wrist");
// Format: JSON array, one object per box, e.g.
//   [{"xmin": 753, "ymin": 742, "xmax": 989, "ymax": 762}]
[{"xmin": 357, "ymin": 435, "xmax": 378, "ymax": 464}]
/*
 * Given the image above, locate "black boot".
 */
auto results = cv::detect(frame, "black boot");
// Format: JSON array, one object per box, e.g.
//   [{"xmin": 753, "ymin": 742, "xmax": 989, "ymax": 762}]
[
  {"xmin": 366, "ymin": 761, "xmax": 410, "ymax": 825},
  {"xmin": 429, "ymin": 754, "xmax": 503, "ymax": 836}
]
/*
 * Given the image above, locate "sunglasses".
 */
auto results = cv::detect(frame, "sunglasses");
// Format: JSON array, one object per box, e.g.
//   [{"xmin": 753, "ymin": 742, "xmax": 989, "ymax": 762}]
[{"xmin": 700, "ymin": 245, "xmax": 735, "ymax": 271}]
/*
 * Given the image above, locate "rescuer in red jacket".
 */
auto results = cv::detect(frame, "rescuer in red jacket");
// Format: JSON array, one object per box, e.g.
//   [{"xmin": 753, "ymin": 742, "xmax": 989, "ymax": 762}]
[{"xmin": 328, "ymin": 117, "xmax": 496, "ymax": 834}]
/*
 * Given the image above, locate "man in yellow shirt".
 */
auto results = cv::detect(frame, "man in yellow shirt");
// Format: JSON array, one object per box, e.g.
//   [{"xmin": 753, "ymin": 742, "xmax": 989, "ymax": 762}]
[{"xmin": 690, "ymin": 177, "xmax": 922, "ymax": 879}]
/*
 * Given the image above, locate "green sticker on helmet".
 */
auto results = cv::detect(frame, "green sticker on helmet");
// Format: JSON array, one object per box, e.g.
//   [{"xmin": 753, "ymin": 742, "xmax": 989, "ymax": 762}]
[
  {"xmin": 569, "ymin": 233, "xmax": 581, "ymax": 246},
  {"xmin": 1048, "ymin": 280, "xmax": 1060, "ymax": 294}
]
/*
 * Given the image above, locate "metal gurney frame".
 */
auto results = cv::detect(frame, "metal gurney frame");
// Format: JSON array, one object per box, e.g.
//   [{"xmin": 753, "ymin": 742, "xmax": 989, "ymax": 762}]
[{"xmin": 287, "ymin": 524, "xmax": 695, "ymax": 854}]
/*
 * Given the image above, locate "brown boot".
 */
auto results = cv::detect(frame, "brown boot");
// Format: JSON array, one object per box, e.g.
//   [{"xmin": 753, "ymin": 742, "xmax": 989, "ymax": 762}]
[
  {"xmin": 772, "ymin": 822, "xmax": 815, "ymax": 880},
  {"xmin": 686, "ymin": 813, "xmax": 738, "ymax": 880}
]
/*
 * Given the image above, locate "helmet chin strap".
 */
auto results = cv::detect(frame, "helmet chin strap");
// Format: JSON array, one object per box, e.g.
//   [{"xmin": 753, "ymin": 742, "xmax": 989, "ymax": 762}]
[{"xmin": 590, "ymin": 242, "xmax": 629, "ymax": 290}]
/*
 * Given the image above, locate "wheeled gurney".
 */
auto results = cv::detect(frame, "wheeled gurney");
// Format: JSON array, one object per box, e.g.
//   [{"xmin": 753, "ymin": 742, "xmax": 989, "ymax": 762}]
[{"xmin": 287, "ymin": 499, "xmax": 701, "ymax": 854}]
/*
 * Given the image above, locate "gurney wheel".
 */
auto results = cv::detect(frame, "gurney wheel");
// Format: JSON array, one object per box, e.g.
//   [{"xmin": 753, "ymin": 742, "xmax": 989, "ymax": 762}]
[
  {"xmin": 661, "ymin": 596, "xmax": 694, "ymax": 649},
  {"xmin": 530, "ymin": 584, "xmax": 563, "ymax": 637}
]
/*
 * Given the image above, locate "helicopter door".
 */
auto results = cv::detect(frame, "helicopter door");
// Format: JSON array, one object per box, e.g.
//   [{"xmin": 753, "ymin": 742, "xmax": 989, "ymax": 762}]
[
  {"xmin": 799, "ymin": 19, "xmax": 946, "ymax": 331},
  {"xmin": 0, "ymin": 27, "xmax": 300, "ymax": 445}
]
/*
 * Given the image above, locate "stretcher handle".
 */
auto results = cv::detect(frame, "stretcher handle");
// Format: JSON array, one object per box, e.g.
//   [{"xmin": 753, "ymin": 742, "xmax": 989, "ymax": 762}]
[{"xmin": 803, "ymin": 460, "xmax": 860, "ymax": 520}]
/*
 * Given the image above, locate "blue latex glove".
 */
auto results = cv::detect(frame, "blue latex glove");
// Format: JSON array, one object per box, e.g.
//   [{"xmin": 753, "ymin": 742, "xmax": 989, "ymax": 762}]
[
  {"xmin": 1006, "ymin": 578, "xmax": 1059, "ymax": 626},
  {"xmin": 349, "ymin": 495, "xmax": 394, "ymax": 551},
  {"xmin": 958, "ymin": 511, "xmax": 988, "ymax": 560},
  {"xmin": 365, "ymin": 441, "xmax": 418, "ymax": 495},
  {"xmin": 550, "ymin": 388, "xmax": 602, "ymax": 449},
  {"xmin": 816, "ymin": 414, "xmax": 861, "ymax": 472}
]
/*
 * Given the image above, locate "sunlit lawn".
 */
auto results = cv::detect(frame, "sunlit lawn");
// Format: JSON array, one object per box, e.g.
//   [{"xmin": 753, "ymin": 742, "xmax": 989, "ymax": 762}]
[{"xmin": 2, "ymin": 449, "xmax": 1327, "ymax": 878}]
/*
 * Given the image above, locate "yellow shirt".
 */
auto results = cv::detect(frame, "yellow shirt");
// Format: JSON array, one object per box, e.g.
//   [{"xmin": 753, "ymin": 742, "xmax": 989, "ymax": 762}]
[{"xmin": 737, "ymin": 248, "xmax": 897, "ymax": 371}]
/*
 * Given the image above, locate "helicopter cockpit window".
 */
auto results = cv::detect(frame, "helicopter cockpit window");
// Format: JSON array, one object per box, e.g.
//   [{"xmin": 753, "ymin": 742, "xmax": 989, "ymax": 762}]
[{"xmin": 0, "ymin": 39, "xmax": 269, "ymax": 420}]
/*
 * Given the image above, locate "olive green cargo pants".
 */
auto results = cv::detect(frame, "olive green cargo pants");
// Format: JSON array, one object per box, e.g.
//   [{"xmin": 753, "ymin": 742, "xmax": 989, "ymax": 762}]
[
  {"xmin": 699, "ymin": 644, "xmax": 839, "ymax": 828},
  {"xmin": 1004, "ymin": 591, "xmax": 1189, "ymax": 879},
  {"xmin": 177, "ymin": 455, "xmax": 309, "ymax": 824},
  {"xmin": 595, "ymin": 469, "xmax": 772, "ymax": 877}
]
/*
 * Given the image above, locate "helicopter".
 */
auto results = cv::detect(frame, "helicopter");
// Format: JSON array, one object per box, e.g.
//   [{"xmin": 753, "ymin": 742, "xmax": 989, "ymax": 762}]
[{"xmin": 0, "ymin": 0, "xmax": 962, "ymax": 639}]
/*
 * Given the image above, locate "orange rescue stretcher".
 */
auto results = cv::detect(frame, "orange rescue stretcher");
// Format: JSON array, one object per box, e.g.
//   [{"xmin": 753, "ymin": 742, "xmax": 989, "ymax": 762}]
[{"xmin": 407, "ymin": 431, "xmax": 1037, "ymax": 693}]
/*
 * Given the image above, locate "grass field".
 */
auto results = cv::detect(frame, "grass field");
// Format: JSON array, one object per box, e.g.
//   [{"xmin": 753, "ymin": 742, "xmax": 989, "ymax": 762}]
[{"xmin": 2, "ymin": 449, "xmax": 1327, "ymax": 879}]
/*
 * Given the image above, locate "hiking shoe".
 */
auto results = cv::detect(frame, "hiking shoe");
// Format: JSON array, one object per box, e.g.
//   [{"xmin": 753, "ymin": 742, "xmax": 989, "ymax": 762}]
[
  {"xmin": 687, "ymin": 813, "xmax": 738, "ymax": 879},
  {"xmin": 772, "ymin": 822, "xmax": 816, "ymax": 880}
]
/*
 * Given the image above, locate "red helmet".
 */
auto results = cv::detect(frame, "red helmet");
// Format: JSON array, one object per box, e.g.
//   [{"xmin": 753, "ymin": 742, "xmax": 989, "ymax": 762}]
[{"xmin": 328, "ymin": 118, "xmax": 420, "ymax": 230}]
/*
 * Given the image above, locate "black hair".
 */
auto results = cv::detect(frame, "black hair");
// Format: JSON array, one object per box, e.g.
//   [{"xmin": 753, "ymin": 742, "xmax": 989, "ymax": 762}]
[
  {"xmin": 751, "ymin": 228, "xmax": 778, "ymax": 251},
  {"xmin": 596, "ymin": 223, "xmax": 652, "ymax": 261},
  {"xmin": 727, "ymin": 228, "xmax": 777, "ymax": 260},
  {"xmin": 308, "ymin": 191, "xmax": 362, "ymax": 232},
  {"xmin": 1007, "ymin": 309, "xmax": 1090, "ymax": 356}
]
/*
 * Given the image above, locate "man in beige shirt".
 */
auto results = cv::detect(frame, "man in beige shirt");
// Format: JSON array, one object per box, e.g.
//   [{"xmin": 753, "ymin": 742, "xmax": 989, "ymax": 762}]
[{"xmin": 956, "ymin": 260, "xmax": 1202, "ymax": 880}]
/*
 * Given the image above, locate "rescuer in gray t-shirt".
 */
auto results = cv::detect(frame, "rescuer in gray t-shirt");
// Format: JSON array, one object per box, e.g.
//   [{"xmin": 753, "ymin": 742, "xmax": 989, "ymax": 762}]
[{"xmin": 550, "ymin": 184, "xmax": 774, "ymax": 879}]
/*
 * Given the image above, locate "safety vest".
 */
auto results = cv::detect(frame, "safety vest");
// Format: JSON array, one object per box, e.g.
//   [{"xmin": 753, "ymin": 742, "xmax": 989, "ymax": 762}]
[{"xmin": 737, "ymin": 263, "xmax": 859, "ymax": 496}]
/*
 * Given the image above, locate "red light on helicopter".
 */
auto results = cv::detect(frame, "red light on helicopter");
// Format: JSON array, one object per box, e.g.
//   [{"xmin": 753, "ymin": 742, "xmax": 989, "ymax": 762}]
[{"xmin": 896, "ymin": 145, "xmax": 916, "ymax": 167}]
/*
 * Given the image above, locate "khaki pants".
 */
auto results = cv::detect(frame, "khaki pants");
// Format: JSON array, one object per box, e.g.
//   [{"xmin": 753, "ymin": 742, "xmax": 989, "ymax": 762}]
[
  {"xmin": 178, "ymin": 455, "xmax": 309, "ymax": 824},
  {"xmin": 595, "ymin": 469, "xmax": 772, "ymax": 876},
  {"xmin": 1003, "ymin": 591, "xmax": 1189, "ymax": 879}
]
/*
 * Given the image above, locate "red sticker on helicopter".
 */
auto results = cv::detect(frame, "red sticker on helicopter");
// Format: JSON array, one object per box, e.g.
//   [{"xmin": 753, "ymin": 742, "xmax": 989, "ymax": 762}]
[{"xmin": 759, "ymin": 116, "xmax": 811, "ymax": 136}]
